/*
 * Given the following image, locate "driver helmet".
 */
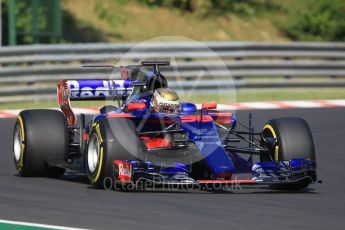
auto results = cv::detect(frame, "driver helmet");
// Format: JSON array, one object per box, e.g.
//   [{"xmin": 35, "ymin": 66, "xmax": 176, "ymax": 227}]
[{"xmin": 151, "ymin": 88, "xmax": 180, "ymax": 114}]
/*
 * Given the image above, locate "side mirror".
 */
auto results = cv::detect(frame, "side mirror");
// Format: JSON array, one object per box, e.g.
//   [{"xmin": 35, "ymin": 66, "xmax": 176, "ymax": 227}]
[
  {"xmin": 202, "ymin": 102, "xmax": 217, "ymax": 110},
  {"xmin": 127, "ymin": 103, "xmax": 146, "ymax": 111}
]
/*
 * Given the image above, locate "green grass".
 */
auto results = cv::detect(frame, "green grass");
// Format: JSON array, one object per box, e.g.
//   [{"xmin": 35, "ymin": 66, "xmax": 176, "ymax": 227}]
[
  {"xmin": 0, "ymin": 223, "xmax": 50, "ymax": 230},
  {"xmin": 237, "ymin": 88, "xmax": 345, "ymax": 102},
  {"xmin": 1, "ymin": 88, "xmax": 344, "ymax": 110},
  {"xmin": 61, "ymin": 0, "xmax": 342, "ymax": 43},
  {"xmin": 60, "ymin": 0, "xmax": 290, "ymax": 42},
  {"xmin": 180, "ymin": 88, "xmax": 345, "ymax": 103},
  {"xmin": 4, "ymin": 1, "xmax": 340, "ymax": 45}
]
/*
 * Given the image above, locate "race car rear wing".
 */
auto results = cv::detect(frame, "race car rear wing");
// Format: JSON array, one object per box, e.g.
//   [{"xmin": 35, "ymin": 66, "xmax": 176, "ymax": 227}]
[
  {"xmin": 57, "ymin": 79, "xmax": 135, "ymax": 126},
  {"xmin": 63, "ymin": 79, "xmax": 134, "ymax": 101},
  {"xmin": 141, "ymin": 60, "xmax": 170, "ymax": 74},
  {"xmin": 141, "ymin": 60, "xmax": 170, "ymax": 66}
]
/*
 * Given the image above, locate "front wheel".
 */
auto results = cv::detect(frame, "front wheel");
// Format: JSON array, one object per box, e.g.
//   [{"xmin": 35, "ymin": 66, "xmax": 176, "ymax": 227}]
[
  {"xmin": 261, "ymin": 117, "xmax": 316, "ymax": 190},
  {"xmin": 86, "ymin": 118, "xmax": 146, "ymax": 189}
]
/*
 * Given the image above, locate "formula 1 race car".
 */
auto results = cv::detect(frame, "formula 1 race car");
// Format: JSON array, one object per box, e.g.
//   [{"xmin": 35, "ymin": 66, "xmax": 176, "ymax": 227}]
[{"xmin": 13, "ymin": 61, "xmax": 317, "ymax": 191}]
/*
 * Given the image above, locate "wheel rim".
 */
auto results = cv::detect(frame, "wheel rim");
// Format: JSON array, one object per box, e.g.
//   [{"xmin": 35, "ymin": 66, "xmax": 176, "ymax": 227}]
[
  {"xmin": 13, "ymin": 125, "xmax": 22, "ymax": 162},
  {"xmin": 263, "ymin": 124, "xmax": 279, "ymax": 161},
  {"xmin": 87, "ymin": 133, "xmax": 100, "ymax": 173}
]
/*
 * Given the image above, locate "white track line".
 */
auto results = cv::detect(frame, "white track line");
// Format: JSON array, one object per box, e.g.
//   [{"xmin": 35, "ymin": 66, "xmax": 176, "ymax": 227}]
[
  {"xmin": 276, "ymin": 100, "xmax": 322, "ymax": 108},
  {"xmin": 235, "ymin": 102, "xmax": 281, "ymax": 109},
  {"xmin": 321, "ymin": 99, "xmax": 345, "ymax": 107},
  {"xmin": 0, "ymin": 219, "xmax": 91, "ymax": 230}
]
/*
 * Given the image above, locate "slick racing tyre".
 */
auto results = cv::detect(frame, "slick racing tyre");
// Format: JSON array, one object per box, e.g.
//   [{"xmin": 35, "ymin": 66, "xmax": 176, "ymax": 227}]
[
  {"xmin": 261, "ymin": 117, "xmax": 316, "ymax": 190},
  {"xmin": 86, "ymin": 118, "xmax": 146, "ymax": 189},
  {"xmin": 13, "ymin": 109, "xmax": 68, "ymax": 177}
]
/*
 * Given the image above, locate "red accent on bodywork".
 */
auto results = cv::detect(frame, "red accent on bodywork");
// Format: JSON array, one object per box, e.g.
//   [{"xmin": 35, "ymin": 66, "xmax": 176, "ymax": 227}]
[
  {"xmin": 180, "ymin": 115, "xmax": 213, "ymax": 123},
  {"xmin": 202, "ymin": 102, "xmax": 217, "ymax": 110},
  {"xmin": 216, "ymin": 172, "xmax": 232, "ymax": 179},
  {"xmin": 127, "ymin": 103, "xmax": 146, "ymax": 111},
  {"xmin": 141, "ymin": 136, "xmax": 172, "ymax": 149},
  {"xmin": 113, "ymin": 160, "xmax": 132, "ymax": 183},
  {"xmin": 197, "ymin": 179, "xmax": 257, "ymax": 184},
  {"xmin": 107, "ymin": 113, "xmax": 134, "ymax": 118},
  {"xmin": 83, "ymin": 133, "xmax": 89, "ymax": 141},
  {"xmin": 57, "ymin": 80, "xmax": 76, "ymax": 126},
  {"xmin": 208, "ymin": 112, "xmax": 232, "ymax": 124}
]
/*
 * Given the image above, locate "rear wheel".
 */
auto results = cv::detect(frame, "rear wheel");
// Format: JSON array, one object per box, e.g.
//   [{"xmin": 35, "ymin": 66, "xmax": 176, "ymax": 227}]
[
  {"xmin": 261, "ymin": 117, "xmax": 316, "ymax": 190},
  {"xmin": 13, "ymin": 109, "xmax": 68, "ymax": 177},
  {"xmin": 86, "ymin": 118, "xmax": 146, "ymax": 189}
]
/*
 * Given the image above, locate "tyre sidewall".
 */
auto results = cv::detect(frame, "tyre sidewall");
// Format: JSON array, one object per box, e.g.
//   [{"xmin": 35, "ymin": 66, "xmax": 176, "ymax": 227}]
[
  {"xmin": 86, "ymin": 118, "xmax": 146, "ymax": 188},
  {"xmin": 13, "ymin": 110, "xmax": 69, "ymax": 176},
  {"xmin": 265, "ymin": 118, "xmax": 315, "ymax": 161}
]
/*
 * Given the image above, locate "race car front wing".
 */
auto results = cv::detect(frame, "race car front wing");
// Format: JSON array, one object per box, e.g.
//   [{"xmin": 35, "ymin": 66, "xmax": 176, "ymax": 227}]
[{"xmin": 111, "ymin": 158, "xmax": 317, "ymax": 190}]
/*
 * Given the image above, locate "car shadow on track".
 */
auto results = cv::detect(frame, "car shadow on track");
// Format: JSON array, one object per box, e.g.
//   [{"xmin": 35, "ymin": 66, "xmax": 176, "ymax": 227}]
[
  {"xmin": 205, "ymin": 188, "xmax": 318, "ymax": 195},
  {"xmin": 52, "ymin": 173, "xmax": 91, "ymax": 185},
  {"xmin": 85, "ymin": 186, "xmax": 318, "ymax": 194}
]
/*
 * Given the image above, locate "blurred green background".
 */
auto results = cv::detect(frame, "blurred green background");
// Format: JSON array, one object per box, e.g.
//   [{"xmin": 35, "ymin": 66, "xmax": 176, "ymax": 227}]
[
  {"xmin": 0, "ymin": 0, "xmax": 344, "ymax": 108},
  {"xmin": 1, "ymin": 0, "xmax": 345, "ymax": 45}
]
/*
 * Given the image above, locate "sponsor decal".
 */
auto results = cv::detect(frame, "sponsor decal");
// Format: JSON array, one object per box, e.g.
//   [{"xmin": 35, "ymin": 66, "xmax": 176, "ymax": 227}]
[
  {"xmin": 114, "ymin": 160, "xmax": 132, "ymax": 183},
  {"xmin": 67, "ymin": 80, "xmax": 134, "ymax": 98}
]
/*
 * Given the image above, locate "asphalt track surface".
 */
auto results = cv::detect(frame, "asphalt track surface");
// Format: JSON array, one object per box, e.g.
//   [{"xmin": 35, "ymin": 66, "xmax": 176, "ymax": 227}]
[{"xmin": 0, "ymin": 108, "xmax": 345, "ymax": 230}]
